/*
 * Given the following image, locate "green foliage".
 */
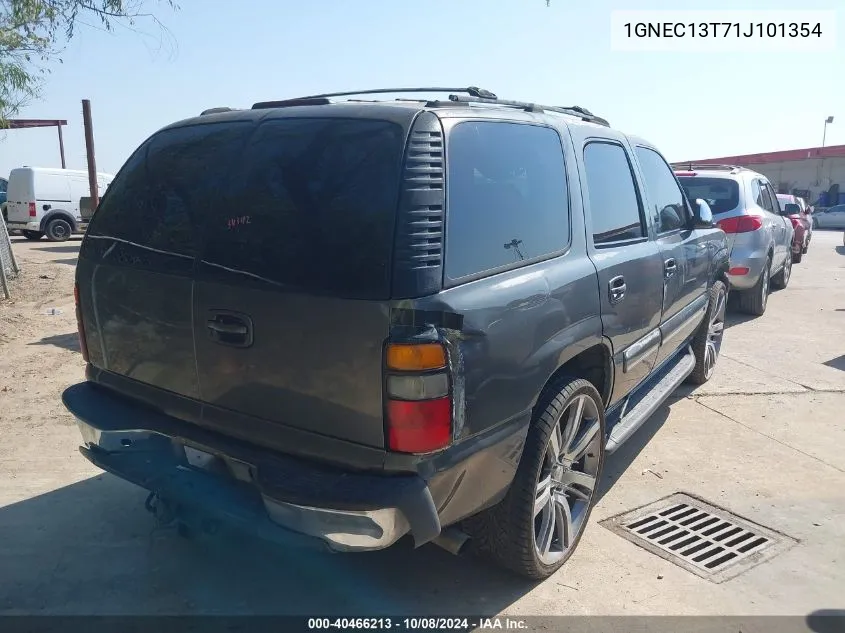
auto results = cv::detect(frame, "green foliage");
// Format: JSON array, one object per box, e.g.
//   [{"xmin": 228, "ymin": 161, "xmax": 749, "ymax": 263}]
[{"xmin": 0, "ymin": 0, "xmax": 176, "ymax": 123}]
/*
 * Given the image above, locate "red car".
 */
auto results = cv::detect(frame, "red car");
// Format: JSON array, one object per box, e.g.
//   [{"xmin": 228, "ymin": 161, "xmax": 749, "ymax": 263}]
[{"xmin": 777, "ymin": 194, "xmax": 811, "ymax": 263}]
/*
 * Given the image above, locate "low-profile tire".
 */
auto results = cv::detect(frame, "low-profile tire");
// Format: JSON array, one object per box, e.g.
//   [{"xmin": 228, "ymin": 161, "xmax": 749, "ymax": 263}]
[
  {"xmin": 792, "ymin": 248, "xmax": 803, "ymax": 264},
  {"xmin": 686, "ymin": 280, "xmax": 727, "ymax": 385},
  {"xmin": 772, "ymin": 251, "xmax": 792, "ymax": 289},
  {"xmin": 45, "ymin": 217, "xmax": 72, "ymax": 242},
  {"xmin": 22, "ymin": 230, "xmax": 43, "ymax": 241},
  {"xmin": 463, "ymin": 376, "xmax": 605, "ymax": 580},
  {"xmin": 738, "ymin": 255, "xmax": 771, "ymax": 316}
]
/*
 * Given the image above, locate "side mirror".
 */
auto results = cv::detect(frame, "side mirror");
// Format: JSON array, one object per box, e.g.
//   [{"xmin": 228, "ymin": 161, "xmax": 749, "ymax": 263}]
[{"xmin": 692, "ymin": 198, "xmax": 713, "ymax": 227}]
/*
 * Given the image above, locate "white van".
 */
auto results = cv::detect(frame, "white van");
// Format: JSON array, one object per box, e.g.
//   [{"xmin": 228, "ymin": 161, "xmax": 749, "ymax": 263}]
[{"xmin": 5, "ymin": 167, "xmax": 115, "ymax": 242}]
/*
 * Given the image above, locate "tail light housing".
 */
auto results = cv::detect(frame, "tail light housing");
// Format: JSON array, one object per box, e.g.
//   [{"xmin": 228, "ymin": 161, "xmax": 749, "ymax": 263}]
[
  {"xmin": 28, "ymin": 202, "xmax": 36, "ymax": 217},
  {"xmin": 73, "ymin": 282, "xmax": 90, "ymax": 362},
  {"xmin": 384, "ymin": 342, "xmax": 451, "ymax": 453},
  {"xmin": 717, "ymin": 215, "xmax": 763, "ymax": 233},
  {"xmin": 787, "ymin": 215, "xmax": 801, "ymax": 229}
]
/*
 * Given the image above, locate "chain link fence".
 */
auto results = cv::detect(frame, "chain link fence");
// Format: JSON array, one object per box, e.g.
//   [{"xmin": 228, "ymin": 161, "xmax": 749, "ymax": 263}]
[{"xmin": 0, "ymin": 219, "xmax": 20, "ymax": 300}]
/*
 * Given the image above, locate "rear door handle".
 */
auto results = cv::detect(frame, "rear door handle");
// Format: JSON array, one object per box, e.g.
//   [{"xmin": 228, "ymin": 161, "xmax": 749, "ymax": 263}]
[
  {"xmin": 206, "ymin": 310, "xmax": 253, "ymax": 348},
  {"xmin": 608, "ymin": 275, "xmax": 627, "ymax": 304},
  {"xmin": 664, "ymin": 258, "xmax": 678, "ymax": 279}
]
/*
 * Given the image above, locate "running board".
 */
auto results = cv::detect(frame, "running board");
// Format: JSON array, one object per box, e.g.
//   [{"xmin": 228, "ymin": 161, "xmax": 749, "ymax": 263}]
[{"xmin": 606, "ymin": 346, "xmax": 696, "ymax": 454}]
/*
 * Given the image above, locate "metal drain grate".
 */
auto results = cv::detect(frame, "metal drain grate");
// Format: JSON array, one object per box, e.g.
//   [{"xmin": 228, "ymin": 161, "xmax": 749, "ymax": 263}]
[{"xmin": 601, "ymin": 492, "xmax": 797, "ymax": 583}]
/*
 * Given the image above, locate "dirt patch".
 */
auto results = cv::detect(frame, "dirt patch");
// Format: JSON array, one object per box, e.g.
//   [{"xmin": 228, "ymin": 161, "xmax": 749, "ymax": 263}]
[{"xmin": 0, "ymin": 243, "xmax": 84, "ymax": 441}]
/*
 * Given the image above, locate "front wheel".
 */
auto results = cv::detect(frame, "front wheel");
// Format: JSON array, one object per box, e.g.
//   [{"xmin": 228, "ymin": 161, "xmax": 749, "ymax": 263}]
[
  {"xmin": 687, "ymin": 280, "xmax": 727, "ymax": 385},
  {"xmin": 465, "ymin": 377, "xmax": 605, "ymax": 579},
  {"xmin": 772, "ymin": 251, "xmax": 792, "ymax": 289},
  {"xmin": 738, "ymin": 256, "xmax": 771, "ymax": 316}
]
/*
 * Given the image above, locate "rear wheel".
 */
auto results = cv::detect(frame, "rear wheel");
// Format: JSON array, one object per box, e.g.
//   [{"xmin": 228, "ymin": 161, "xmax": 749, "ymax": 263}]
[
  {"xmin": 465, "ymin": 377, "xmax": 605, "ymax": 579},
  {"xmin": 687, "ymin": 280, "xmax": 727, "ymax": 385},
  {"xmin": 772, "ymin": 251, "xmax": 792, "ymax": 289},
  {"xmin": 738, "ymin": 255, "xmax": 771, "ymax": 316},
  {"xmin": 22, "ymin": 230, "xmax": 43, "ymax": 241},
  {"xmin": 45, "ymin": 217, "xmax": 72, "ymax": 242},
  {"xmin": 792, "ymin": 247, "xmax": 803, "ymax": 264}
]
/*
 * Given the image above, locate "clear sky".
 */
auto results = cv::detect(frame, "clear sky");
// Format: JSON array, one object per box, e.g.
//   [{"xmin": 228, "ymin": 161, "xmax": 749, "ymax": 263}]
[{"xmin": 0, "ymin": 0, "xmax": 842, "ymax": 178}]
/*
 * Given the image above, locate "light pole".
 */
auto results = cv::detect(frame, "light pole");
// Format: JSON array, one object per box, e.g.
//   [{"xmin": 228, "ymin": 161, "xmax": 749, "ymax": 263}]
[{"xmin": 822, "ymin": 115, "xmax": 834, "ymax": 147}]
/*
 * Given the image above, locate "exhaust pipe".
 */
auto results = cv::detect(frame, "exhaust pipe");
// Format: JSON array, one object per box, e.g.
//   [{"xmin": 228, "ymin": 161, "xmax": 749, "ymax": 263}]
[{"xmin": 432, "ymin": 526, "xmax": 470, "ymax": 556}]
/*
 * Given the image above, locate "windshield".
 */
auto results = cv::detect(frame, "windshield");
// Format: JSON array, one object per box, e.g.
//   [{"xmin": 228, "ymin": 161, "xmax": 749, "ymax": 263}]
[{"xmin": 677, "ymin": 176, "xmax": 740, "ymax": 215}]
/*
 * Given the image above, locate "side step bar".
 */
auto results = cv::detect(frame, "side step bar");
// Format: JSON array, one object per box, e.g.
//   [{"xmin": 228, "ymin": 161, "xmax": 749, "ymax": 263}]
[{"xmin": 606, "ymin": 346, "xmax": 696, "ymax": 454}]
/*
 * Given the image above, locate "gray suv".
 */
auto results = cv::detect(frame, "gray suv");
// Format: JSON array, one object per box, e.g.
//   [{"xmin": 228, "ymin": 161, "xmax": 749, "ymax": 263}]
[
  {"xmin": 674, "ymin": 165, "xmax": 794, "ymax": 316},
  {"xmin": 63, "ymin": 87, "xmax": 729, "ymax": 581}
]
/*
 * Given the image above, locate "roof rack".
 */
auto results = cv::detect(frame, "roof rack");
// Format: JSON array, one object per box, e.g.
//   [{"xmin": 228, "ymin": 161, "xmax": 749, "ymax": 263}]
[
  {"xmin": 671, "ymin": 163, "xmax": 745, "ymax": 173},
  {"xmin": 200, "ymin": 107, "xmax": 234, "ymax": 116},
  {"xmin": 446, "ymin": 94, "xmax": 609, "ymax": 127},
  {"xmin": 251, "ymin": 86, "xmax": 497, "ymax": 109},
  {"xmin": 248, "ymin": 86, "xmax": 609, "ymax": 126}
]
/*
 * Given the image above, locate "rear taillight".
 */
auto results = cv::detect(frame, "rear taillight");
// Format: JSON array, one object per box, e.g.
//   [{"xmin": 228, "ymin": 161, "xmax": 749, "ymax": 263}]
[
  {"xmin": 28, "ymin": 202, "xmax": 36, "ymax": 217},
  {"xmin": 73, "ymin": 283, "xmax": 90, "ymax": 362},
  {"xmin": 384, "ymin": 343, "xmax": 451, "ymax": 453},
  {"xmin": 788, "ymin": 215, "xmax": 801, "ymax": 228},
  {"xmin": 717, "ymin": 216, "xmax": 763, "ymax": 233}
]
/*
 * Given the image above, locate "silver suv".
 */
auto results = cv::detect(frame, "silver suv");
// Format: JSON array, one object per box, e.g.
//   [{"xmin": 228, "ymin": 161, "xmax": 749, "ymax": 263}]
[{"xmin": 673, "ymin": 164, "xmax": 794, "ymax": 316}]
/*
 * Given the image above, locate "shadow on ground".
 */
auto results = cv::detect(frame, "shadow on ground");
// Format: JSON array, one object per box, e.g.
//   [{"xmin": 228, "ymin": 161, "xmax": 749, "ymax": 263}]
[
  {"xmin": 29, "ymin": 332, "xmax": 80, "ymax": 352},
  {"xmin": 35, "ymin": 245, "xmax": 82, "ymax": 254},
  {"xmin": 50, "ymin": 257, "xmax": 79, "ymax": 266},
  {"xmin": 836, "ymin": 246, "xmax": 845, "ymax": 255},
  {"xmin": 823, "ymin": 354, "xmax": 845, "ymax": 373},
  {"xmin": 0, "ymin": 474, "xmax": 534, "ymax": 615}
]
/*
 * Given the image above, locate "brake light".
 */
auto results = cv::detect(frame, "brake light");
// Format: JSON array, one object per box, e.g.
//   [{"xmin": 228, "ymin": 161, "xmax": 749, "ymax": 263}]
[
  {"xmin": 717, "ymin": 216, "xmax": 763, "ymax": 233},
  {"xmin": 28, "ymin": 202, "xmax": 36, "ymax": 217},
  {"xmin": 728, "ymin": 266, "xmax": 750, "ymax": 276},
  {"xmin": 674, "ymin": 171, "xmax": 697, "ymax": 177},
  {"xmin": 384, "ymin": 343, "xmax": 452, "ymax": 453},
  {"xmin": 788, "ymin": 215, "xmax": 801, "ymax": 228},
  {"xmin": 73, "ymin": 283, "xmax": 90, "ymax": 362}
]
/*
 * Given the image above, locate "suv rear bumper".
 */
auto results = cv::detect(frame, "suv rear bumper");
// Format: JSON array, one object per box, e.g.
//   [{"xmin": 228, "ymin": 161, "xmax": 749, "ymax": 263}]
[{"xmin": 63, "ymin": 382, "xmax": 441, "ymax": 553}]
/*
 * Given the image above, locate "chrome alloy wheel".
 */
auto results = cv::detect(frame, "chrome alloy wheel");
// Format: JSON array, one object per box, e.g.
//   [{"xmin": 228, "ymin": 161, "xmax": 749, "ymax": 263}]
[
  {"xmin": 533, "ymin": 394, "xmax": 602, "ymax": 566},
  {"xmin": 704, "ymin": 285, "xmax": 727, "ymax": 380}
]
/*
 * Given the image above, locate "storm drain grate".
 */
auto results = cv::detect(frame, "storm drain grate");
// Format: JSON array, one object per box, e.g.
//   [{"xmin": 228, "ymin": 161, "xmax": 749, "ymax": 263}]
[{"xmin": 600, "ymin": 492, "xmax": 797, "ymax": 583}]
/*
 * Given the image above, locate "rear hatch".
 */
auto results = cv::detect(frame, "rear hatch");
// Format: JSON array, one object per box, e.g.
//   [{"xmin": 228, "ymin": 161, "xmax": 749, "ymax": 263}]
[
  {"xmin": 676, "ymin": 174, "xmax": 743, "ymax": 251},
  {"xmin": 5, "ymin": 169, "xmax": 34, "ymax": 223},
  {"xmin": 78, "ymin": 111, "xmax": 411, "ymax": 450}
]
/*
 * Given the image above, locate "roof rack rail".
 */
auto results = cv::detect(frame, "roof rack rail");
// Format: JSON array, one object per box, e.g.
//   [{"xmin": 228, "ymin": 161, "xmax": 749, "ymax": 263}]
[
  {"xmin": 447, "ymin": 94, "xmax": 610, "ymax": 127},
  {"xmin": 252, "ymin": 86, "xmax": 497, "ymax": 109},
  {"xmin": 671, "ymin": 163, "xmax": 745, "ymax": 172},
  {"xmin": 200, "ymin": 107, "xmax": 234, "ymax": 116}
]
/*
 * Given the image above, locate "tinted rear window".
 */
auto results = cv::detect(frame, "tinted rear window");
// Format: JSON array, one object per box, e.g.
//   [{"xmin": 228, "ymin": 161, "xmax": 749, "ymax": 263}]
[
  {"xmin": 444, "ymin": 121, "xmax": 570, "ymax": 280},
  {"xmin": 199, "ymin": 118, "xmax": 404, "ymax": 298},
  {"xmin": 86, "ymin": 118, "xmax": 405, "ymax": 297},
  {"xmin": 677, "ymin": 176, "xmax": 740, "ymax": 215}
]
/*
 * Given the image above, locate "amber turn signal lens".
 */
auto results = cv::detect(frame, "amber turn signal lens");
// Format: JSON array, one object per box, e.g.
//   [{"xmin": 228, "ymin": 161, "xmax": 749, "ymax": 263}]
[{"xmin": 386, "ymin": 343, "xmax": 446, "ymax": 371}]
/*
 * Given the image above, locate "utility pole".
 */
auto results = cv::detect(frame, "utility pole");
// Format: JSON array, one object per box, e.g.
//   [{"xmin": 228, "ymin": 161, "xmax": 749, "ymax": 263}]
[
  {"xmin": 82, "ymin": 99, "xmax": 99, "ymax": 210},
  {"xmin": 822, "ymin": 115, "xmax": 834, "ymax": 148}
]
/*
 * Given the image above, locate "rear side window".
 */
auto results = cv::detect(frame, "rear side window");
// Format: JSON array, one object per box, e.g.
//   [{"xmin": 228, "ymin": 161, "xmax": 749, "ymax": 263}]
[
  {"xmin": 444, "ymin": 121, "xmax": 569, "ymax": 280},
  {"xmin": 199, "ymin": 118, "xmax": 405, "ymax": 299},
  {"xmin": 583, "ymin": 142, "xmax": 644, "ymax": 245},
  {"xmin": 677, "ymin": 177, "xmax": 740, "ymax": 215},
  {"xmin": 85, "ymin": 123, "xmax": 248, "ymax": 272}
]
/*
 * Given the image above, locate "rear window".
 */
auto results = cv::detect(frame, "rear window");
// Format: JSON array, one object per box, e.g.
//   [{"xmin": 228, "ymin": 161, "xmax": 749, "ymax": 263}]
[
  {"xmin": 199, "ymin": 118, "xmax": 404, "ymax": 299},
  {"xmin": 676, "ymin": 176, "xmax": 740, "ymax": 215},
  {"xmin": 86, "ymin": 118, "xmax": 405, "ymax": 296},
  {"xmin": 444, "ymin": 121, "xmax": 570, "ymax": 281}
]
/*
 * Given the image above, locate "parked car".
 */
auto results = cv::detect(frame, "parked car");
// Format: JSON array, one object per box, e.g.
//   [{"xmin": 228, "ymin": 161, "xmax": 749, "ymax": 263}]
[
  {"xmin": 812, "ymin": 204, "xmax": 845, "ymax": 230},
  {"xmin": 4, "ymin": 167, "xmax": 114, "ymax": 242},
  {"xmin": 674, "ymin": 165, "xmax": 794, "ymax": 316},
  {"xmin": 62, "ymin": 87, "xmax": 729, "ymax": 581},
  {"xmin": 0, "ymin": 176, "xmax": 7, "ymax": 222},
  {"xmin": 777, "ymin": 194, "xmax": 811, "ymax": 262}
]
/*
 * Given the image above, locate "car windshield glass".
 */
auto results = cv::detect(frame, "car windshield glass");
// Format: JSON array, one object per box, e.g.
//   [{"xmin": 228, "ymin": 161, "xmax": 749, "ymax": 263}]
[{"xmin": 677, "ymin": 177, "xmax": 740, "ymax": 215}]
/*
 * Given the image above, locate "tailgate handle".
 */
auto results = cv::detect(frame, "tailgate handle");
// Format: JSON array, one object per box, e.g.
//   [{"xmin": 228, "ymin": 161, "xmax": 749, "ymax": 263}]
[
  {"xmin": 207, "ymin": 321, "xmax": 247, "ymax": 335},
  {"xmin": 206, "ymin": 311, "xmax": 253, "ymax": 348}
]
